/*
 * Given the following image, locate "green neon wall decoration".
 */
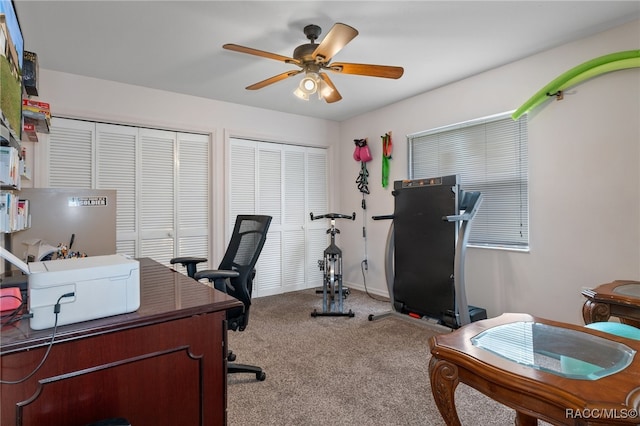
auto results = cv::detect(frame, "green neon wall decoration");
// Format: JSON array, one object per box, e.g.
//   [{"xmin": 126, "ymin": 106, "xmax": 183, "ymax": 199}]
[{"xmin": 512, "ymin": 50, "xmax": 640, "ymax": 120}]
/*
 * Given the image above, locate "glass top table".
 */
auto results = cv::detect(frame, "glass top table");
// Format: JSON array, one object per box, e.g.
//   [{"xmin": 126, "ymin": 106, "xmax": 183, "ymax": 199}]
[
  {"xmin": 614, "ymin": 283, "xmax": 640, "ymax": 298},
  {"xmin": 582, "ymin": 280, "xmax": 640, "ymax": 327},
  {"xmin": 471, "ymin": 321, "xmax": 636, "ymax": 380},
  {"xmin": 428, "ymin": 313, "xmax": 640, "ymax": 426}
]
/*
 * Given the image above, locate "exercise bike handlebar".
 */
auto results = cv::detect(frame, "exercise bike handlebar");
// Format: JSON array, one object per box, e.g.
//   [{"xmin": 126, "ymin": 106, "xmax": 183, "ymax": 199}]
[{"xmin": 310, "ymin": 212, "xmax": 356, "ymax": 221}]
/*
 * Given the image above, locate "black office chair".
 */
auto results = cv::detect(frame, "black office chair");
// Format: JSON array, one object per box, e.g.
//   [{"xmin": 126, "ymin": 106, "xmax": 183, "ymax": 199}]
[
  {"xmin": 194, "ymin": 214, "xmax": 272, "ymax": 381},
  {"xmin": 170, "ymin": 256, "xmax": 208, "ymax": 278}
]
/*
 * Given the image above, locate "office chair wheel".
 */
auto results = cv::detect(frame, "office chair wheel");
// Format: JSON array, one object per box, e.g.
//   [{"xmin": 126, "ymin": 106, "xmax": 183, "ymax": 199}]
[
  {"xmin": 257, "ymin": 371, "xmax": 266, "ymax": 381},
  {"xmin": 228, "ymin": 352, "xmax": 237, "ymax": 362},
  {"xmin": 368, "ymin": 314, "xmax": 374, "ymax": 321}
]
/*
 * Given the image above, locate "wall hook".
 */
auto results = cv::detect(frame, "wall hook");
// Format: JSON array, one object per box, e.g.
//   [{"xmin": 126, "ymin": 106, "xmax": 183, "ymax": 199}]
[{"xmin": 546, "ymin": 90, "xmax": 564, "ymax": 101}]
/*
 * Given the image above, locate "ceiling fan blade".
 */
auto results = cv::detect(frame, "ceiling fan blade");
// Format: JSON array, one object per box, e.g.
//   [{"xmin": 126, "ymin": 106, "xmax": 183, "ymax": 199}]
[
  {"xmin": 246, "ymin": 70, "xmax": 302, "ymax": 90},
  {"xmin": 329, "ymin": 62, "xmax": 404, "ymax": 79},
  {"xmin": 312, "ymin": 23, "xmax": 358, "ymax": 63},
  {"xmin": 319, "ymin": 73, "xmax": 342, "ymax": 103},
  {"xmin": 223, "ymin": 43, "xmax": 300, "ymax": 65}
]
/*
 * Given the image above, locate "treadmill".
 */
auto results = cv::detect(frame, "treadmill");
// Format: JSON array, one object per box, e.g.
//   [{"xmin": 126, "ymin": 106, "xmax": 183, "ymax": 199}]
[{"xmin": 370, "ymin": 175, "xmax": 487, "ymax": 329}]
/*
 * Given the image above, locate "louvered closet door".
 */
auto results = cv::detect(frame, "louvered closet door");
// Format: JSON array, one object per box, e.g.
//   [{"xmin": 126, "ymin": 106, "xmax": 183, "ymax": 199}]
[
  {"xmin": 280, "ymin": 146, "xmax": 306, "ymax": 294},
  {"xmin": 305, "ymin": 148, "xmax": 329, "ymax": 290},
  {"xmin": 48, "ymin": 118, "xmax": 94, "ymax": 188},
  {"xmin": 95, "ymin": 123, "xmax": 137, "ymax": 256},
  {"xmin": 255, "ymin": 144, "xmax": 283, "ymax": 296},
  {"xmin": 229, "ymin": 141, "xmax": 256, "ymax": 218},
  {"xmin": 139, "ymin": 128, "xmax": 176, "ymax": 265},
  {"xmin": 228, "ymin": 138, "xmax": 328, "ymax": 297},
  {"xmin": 228, "ymin": 140, "xmax": 266, "ymax": 291},
  {"xmin": 48, "ymin": 119, "xmax": 210, "ymax": 266},
  {"xmin": 176, "ymin": 132, "xmax": 210, "ymax": 267}
]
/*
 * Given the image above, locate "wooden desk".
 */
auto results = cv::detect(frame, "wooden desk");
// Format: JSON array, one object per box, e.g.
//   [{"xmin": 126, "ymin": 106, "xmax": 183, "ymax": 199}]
[
  {"xmin": 1, "ymin": 258, "xmax": 242, "ymax": 426},
  {"xmin": 582, "ymin": 280, "xmax": 640, "ymax": 328},
  {"xmin": 429, "ymin": 313, "xmax": 640, "ymax": 426}
]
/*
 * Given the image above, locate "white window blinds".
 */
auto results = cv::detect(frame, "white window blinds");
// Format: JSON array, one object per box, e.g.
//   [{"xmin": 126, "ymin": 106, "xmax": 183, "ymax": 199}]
[{"xmin": 408, "ymin": 113, "xmax": 529, "ymax": 249}]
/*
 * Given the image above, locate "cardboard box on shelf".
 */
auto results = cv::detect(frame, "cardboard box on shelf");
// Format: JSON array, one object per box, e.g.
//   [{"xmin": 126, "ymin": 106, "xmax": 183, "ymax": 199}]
[{"xmin": 22, "ymin": 123, "xmax": 38, "ymax": 142}]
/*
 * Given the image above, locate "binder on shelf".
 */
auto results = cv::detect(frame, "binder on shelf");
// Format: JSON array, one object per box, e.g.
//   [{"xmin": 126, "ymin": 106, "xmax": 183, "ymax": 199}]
[
  {"xmin": 0, "ymin": 191, "xmax": 29, "ymax": 233},
  {"xmin": 0, "ymin": 146, "xmax": 20, "ymax": 188}
]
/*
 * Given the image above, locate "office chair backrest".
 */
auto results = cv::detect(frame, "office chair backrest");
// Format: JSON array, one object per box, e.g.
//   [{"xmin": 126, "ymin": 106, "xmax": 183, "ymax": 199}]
[{"xmin": 221, "ymin": 215, "xmax": 272, "ymax": 309}]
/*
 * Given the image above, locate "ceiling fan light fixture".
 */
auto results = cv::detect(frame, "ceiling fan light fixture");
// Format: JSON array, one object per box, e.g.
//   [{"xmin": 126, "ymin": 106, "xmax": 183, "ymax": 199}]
[
  {"xmin": 299, "ymin": 73, "xmax": 319, "ymax": 94},
  {"xmin": 293, "ymin": 86, "xmax": 310, "ymax": 100},
  {"xmin": 319, "ymin": 80, "xmax": 333, "ymax": 99},
  {"xmin": 294, "ymin": 71, "xmax": 321, "ymax": 100}
]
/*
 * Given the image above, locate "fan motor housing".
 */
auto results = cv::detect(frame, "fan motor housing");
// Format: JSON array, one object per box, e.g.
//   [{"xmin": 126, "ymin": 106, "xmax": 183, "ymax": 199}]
[{"xmin": 293, "ymin": 43, "xmax": 317, "ymax": 63}]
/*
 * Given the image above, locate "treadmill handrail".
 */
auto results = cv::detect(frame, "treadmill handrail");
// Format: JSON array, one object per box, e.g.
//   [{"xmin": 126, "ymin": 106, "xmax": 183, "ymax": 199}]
[
  {"xmin": 444, "ymin": 191, "xmax": 482, "ymax": 223},
  {"xmin": 372, "ymin": 214, "xmax": 394, "ymax": 221}
]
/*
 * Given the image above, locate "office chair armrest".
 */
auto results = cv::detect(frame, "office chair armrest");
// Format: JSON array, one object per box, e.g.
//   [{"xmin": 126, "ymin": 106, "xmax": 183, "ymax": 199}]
[
  {"xmin": 170, "ymin": 256, "xmax": 208, "ymax": 279},
  {"xmin": 170, "ymin": 256, "xmax": 208, "ymax": 266},
  {"xmin": 194, "ymin": 270, "xmax": 240, "ymax": 280},
  {"xmin": 194, "ymin": 269, "xmax": 240, "ymax": 293}
]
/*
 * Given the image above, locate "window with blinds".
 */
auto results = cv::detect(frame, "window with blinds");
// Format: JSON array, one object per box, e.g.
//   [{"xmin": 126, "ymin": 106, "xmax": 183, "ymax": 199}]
[{"xmin": 408, "ymin": 112, "xmax": 529, "ymax": 249}]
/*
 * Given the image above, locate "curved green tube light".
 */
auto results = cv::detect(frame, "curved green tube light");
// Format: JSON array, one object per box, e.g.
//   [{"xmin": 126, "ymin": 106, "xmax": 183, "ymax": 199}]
[{"xmin": 512, "ymin": 50, "xmax": 640, "ymax": 120}]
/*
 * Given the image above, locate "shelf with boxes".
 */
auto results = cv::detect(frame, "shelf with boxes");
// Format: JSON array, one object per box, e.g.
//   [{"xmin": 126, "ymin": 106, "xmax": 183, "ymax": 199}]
[
  {"xmin": 22, "ymin": 98, "xmax": 50, "ymax": 142},
  {"xmin": 0, "ymin": 192, "xmax": 29, "ymax": 234},
  {"xmin": 0, "ymin": 144, "xmax": 30, "ymax": 234},
  {"xmin": 0, "ymin": 135, "xmax": 31, "ymax": 191},
  {"xmin": 1, "ymin": 47, "xmax": 47, "ymax": 276}
]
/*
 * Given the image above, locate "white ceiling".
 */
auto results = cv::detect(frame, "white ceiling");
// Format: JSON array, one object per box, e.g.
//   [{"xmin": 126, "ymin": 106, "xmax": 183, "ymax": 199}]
[{"xmin": 13, "ymin": 1, "xmax": 640, "ymax": 122}]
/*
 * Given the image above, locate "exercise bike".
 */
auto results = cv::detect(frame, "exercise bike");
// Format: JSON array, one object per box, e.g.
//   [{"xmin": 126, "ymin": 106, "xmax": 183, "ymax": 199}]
[{"xmin": 309, "ymin": 212, "xmax": 356, "ymax": 318}]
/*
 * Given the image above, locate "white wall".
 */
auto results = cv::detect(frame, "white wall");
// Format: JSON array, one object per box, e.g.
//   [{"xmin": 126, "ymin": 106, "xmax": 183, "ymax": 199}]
[
  {"xmin": 338, "ymin": 19, "xmax": 640, "ymax": 324},
  {"xmin": 29, "ymin": 19, "xmax": 639, "ymax": 325},
  {"xmin": 32, "ymin": 70, "xmax": 340, "ymax": 262}
]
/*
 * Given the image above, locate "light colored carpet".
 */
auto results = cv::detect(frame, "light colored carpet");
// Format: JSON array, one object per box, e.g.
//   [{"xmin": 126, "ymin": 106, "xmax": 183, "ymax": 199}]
[{"xmin": 226, "ymin": 288, "xmax": 522, "ymax": 425}]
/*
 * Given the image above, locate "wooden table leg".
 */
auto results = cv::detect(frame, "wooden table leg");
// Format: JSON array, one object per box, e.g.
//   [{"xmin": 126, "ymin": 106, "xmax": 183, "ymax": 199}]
[
  {"xmin": 582, "ymin": 300, "xmax": 611, "ymax": 324},
  {"xmin": 429, "ymin": 357, "xmax": 462, "ymax": 426}
]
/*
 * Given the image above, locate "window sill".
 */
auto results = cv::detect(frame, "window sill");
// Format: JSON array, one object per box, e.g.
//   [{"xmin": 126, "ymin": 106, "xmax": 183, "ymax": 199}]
[{"xmin": 468, "ymin": 244, "xmax": 530, "ymax": 253}]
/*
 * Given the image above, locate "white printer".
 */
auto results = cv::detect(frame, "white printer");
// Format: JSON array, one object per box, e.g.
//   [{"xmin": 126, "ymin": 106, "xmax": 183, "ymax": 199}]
[{"xmin": 28, "ymin": 254, "xmax": 140, "ymax": 330}]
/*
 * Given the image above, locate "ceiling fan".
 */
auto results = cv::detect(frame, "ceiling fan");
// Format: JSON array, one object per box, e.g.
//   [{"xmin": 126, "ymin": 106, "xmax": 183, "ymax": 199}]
[{"xmin": 223, "ymin": 23, "xmax": 404, "ymax": 103}]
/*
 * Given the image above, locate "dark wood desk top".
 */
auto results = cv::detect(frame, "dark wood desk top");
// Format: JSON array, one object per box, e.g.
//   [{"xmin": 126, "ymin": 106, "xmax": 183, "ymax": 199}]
[
  {"xmin": 1, "ymin": 257, "xmax": 243, "ymax": 355},
  {"xmin": 429, "ymin": 313, "xmax": 640, "ymax": 422}
]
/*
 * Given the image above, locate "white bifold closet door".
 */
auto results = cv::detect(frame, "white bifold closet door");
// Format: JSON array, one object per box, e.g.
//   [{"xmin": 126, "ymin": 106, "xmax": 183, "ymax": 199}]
[
  {"xmin": 228, "ymin": 138, "xmax": 329, "ymax": 297},
  {"xmin": 138, "ymin": 129, "xmax": 176, "ymax": 263},
  {"xmin": 47, "ymin": 118, "xmax": 210, "ymax": 268}
]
